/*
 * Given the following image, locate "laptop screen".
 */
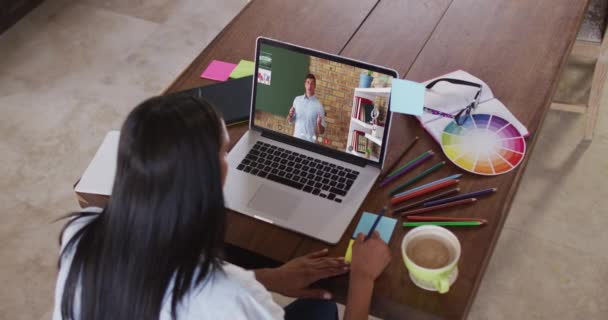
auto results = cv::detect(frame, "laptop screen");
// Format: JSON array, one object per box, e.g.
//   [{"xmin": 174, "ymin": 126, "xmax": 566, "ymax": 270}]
[{"xmin": 252, "ymin": 39, "xmax": 397, "ymax": 164}]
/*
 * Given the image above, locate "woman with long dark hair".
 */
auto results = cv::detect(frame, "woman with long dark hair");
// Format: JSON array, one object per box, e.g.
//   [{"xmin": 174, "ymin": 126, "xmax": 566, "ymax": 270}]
[{"xmin": 54, "ymin": 94, "xmax": 391, "ymax": 320}]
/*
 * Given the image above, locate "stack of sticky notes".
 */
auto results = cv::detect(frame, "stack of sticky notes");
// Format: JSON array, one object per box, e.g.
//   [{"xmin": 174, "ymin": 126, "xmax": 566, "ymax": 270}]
[
  {"xmin": 344, "ymin": 212, "xmax": 398, "ymax": 263},
  {"xmin": 200, "ymin": 59, "xmax": 256, "ymax": 82},
  {"xmin": 390, "ymin": 78, "xmax": 425, "ymax": 116}
]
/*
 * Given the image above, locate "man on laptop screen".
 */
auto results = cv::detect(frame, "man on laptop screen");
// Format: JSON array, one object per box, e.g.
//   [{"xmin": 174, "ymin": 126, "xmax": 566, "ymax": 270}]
[
  {"xmin": 286, "ymin": 74, "xmax": 326, "ymax": 143},
  {"xmin": 253, "ymin": 43, "xmax": 392, "ymax": 161}
]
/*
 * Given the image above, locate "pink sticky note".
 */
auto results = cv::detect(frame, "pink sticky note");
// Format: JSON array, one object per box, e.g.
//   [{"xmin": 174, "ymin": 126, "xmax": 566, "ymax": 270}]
[{"xmin": 200, "ymin": 60, "xmax": 237, "ymax": 81}]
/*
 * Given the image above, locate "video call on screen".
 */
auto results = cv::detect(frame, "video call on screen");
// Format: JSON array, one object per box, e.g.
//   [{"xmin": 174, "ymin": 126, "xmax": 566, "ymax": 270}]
[{"xmin": 254, "ymin": 44, "xmax": 394, "ymax": 162}]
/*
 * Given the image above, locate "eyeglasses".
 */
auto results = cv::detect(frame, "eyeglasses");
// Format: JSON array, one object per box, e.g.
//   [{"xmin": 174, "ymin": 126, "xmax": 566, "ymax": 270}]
[{"xmin": 423, "ymin": 78, "xmax": 482, "ymax": 126}]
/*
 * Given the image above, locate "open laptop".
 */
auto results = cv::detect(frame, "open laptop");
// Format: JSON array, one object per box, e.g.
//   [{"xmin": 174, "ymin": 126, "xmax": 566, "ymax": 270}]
[{"xmin": 224, "ymin": 37, "xmax": 398, "ymax": 243}]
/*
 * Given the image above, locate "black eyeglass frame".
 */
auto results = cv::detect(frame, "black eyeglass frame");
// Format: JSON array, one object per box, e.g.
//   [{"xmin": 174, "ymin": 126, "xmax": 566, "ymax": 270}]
[{"xmin": 425, "ymin": 78, "xmax": 483, "ymax": 125}]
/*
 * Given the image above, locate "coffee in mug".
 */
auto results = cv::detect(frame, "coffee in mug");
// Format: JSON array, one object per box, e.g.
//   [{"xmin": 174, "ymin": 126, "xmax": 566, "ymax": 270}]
[
  {"xmin": 401, "ymin": 226, "xmax": 461, "ymax": 293},
  {"xmin": 406, "ymin": 236, "xmax": 453, "ymax": 269}
]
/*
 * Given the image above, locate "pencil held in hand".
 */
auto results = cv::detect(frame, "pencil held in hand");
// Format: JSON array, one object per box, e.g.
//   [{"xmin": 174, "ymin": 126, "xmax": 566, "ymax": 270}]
[{"xmin": 365, "ymin": 207, "xmax": 387, "ymax": 240}]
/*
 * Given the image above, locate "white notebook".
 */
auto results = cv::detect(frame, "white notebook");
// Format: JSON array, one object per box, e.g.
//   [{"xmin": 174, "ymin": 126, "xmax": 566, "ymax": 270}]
[
  {"xmin": 417, "ymin": 70, "xmax": 529, "ymax": 144},
  {"xmin": 74, "ymin": 131, "xmax": 118, "ymax": 196}
]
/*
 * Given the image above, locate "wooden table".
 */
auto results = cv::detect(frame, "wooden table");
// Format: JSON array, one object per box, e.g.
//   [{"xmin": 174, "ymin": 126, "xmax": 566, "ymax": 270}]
[{"xmin": 77, "ymin": 0, "xmax": 590, "ymax": 318}]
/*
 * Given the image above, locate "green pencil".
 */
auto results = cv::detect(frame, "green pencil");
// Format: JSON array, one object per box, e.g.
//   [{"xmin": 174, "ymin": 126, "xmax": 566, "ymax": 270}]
[
  {"xmin": 387, "ymin": 150, "xmax": 432, "ymax": 178},
  {"xmin": 403, "ymin": 221, "xmax": 484, "ymax": 227},
  {"xmin": 389, "ymin": 161, "xmax": 445, "ymax": 195}
]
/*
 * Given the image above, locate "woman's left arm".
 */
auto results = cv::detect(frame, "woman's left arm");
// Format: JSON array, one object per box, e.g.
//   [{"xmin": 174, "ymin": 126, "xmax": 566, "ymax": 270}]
[{"xmin": 254, "ymin": 249, "xmax": 349, "ymax": 300}]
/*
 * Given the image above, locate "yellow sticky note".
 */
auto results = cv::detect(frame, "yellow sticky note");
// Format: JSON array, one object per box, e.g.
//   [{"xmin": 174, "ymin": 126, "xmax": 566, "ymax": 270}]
[
  {"xmin": 229, "ymin": 60, "xmax": 255, "ymax": 79},
  {"xmin": 344, "ymin": 239, "xmax": 355, "ymax": 263}
]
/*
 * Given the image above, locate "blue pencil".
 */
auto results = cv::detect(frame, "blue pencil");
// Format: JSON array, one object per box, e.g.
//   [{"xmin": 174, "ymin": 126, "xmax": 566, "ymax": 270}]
[
  {"xmin": 423, "ymin": 188, "xmax": 497, "ymax": 207},
  {"xmin": 365, "ymin": 207, "xmax": 387, "ymax": 240},
  {"xmin": 392, "ymin": 174, "xmax": 463, "ymax": 199}
]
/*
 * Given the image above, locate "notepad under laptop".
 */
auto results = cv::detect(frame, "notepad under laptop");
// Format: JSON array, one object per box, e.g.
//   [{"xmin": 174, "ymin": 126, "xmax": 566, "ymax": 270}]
[
  {"xmin": 417, "ymin": 70, "xmax": 529, "ymax": 143},
  {"xmin": 175, "ymin": 76, "xmax": 252, "ymax": 127},
  {"xmin": 75, "ymin": 78, "xmax": 252, "ymax": 196}
]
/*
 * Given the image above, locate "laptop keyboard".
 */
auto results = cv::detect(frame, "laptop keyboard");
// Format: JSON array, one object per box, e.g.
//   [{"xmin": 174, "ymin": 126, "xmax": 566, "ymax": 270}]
[{"xmin": 236, "ymin": 141, "xmax": 360, "ymax": 203}]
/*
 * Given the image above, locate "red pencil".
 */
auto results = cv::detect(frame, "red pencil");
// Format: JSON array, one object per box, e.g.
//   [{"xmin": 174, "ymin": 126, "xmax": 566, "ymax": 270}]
[
  {"xmin": 390, "ymin": 179, "xmax": 459, "ymax": 206},
  {"xmin": 406, "ymin": 216, "xmax": 487, "ymax": 223}
]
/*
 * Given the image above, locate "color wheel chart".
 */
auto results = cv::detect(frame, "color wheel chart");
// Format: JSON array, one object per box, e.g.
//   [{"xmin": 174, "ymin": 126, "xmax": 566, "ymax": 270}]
[{"xmin": 441, "ymin": 114, "xmax": 526, "ymax": 175}]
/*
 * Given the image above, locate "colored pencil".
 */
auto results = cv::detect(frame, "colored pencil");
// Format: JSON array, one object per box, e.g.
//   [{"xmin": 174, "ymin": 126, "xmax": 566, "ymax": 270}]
[
  {"xmin": 400, "ymin": 198, "xmax": 477, "ymax": 216},
  {"xmin": 387, "ymin": 150, "xmax": 432, "ymax": 178},
  {"xmin": 389, "ymin": 161, "xmax": 446, "ymax": 195},
  {"xmin": 391, "ymin": 174, "xmax": 463, "ymax": 199},
  {"xmin": 391, "ymin": 179, "xmax": 460, "ymax": 206},
  {"xmin": 423, "ymin": 188, "xmax": 498, "ymax": 207},
  {"xmin": 406, "ymin": 216, "xmax": 487, "ymax": 223},
  {"xmin": 379, "ymin": 151, "xmax": 434, "ymax": 187},
  {"xmin": 392, "ymin": 188, "xmax": 460, "ymax": 213},
  {"xmin": 378, "ymin": 136, "xmax": 419, "ymax": 181},
  {"xmin": 365, "ymin": 207, "xmax": 387, "ymax": 240},
  {"xmin": 403, "ymin": 221, "xmax": 485, "ymax": 227}
]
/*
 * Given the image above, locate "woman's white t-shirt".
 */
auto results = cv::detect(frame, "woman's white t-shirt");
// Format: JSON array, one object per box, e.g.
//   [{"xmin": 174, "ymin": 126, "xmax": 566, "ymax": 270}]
[{"xmin": 52, "ymin": 208, "xmax": 285, "ymax": 320}]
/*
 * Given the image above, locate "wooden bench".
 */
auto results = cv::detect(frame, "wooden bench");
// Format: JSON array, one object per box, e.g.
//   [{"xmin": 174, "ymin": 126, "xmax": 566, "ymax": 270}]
[{"xmin": 551, "ymin": 0, "xmax": 607, "ymax": 140}]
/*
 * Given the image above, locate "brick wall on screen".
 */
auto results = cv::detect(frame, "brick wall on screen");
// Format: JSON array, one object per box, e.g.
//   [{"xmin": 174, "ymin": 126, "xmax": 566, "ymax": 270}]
[
  {"xmin": 254, "ymin": 57, "xmax": 387, "ymax": 152},
  {"xmin": 308, "ymin": 56, "xmax": 360, "ymax": 150},
  {"xmin": 255, "ymin": 110, "xmax": 294, "ymax": 136}
]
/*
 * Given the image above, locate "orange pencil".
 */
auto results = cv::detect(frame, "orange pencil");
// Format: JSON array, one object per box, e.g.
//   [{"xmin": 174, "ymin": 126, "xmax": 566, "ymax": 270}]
[
  {"xmin": 399, "ymin": 198, "xmax": 477, "ymax": 216},
  {"xmin": 405, "ymin": 216, "xmax": 487, "ymax": 223},
  {"xmin": 390, "ymin": 179, "xmax": 459, "ymax": 206}
]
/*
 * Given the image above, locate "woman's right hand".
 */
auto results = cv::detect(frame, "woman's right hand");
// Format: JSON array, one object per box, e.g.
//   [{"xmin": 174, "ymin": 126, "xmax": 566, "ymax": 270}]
[
  {"xmin": 344, "ymin": 232, "xmax": 391, "ymax": 320},
  {"xmin": 350, "ymin": 231, "xmax": 391, "ymax": 282}
]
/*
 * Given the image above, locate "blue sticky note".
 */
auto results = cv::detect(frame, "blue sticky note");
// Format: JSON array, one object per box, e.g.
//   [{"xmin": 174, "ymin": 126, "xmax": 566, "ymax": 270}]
[
  {"xmin": 352, "ymin": 212, "xmax": 397, "ymax": 243},
  {"xmin": 390, "ymin": 79, "xmax": 425, "ymax": 116}
]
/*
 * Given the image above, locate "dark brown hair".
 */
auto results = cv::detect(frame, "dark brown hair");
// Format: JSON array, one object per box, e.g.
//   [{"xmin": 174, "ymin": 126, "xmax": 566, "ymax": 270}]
[
  {"xmin": 305, "ymin": 73, "xmax": 316, "ymax": 83},
  {"xmin": 59, "ymin": 94, "xmax": 227, "ymax": 320}
]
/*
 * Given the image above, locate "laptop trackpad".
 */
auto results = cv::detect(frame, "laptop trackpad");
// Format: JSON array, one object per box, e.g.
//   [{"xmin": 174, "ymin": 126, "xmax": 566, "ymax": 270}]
[{"xmin": 247, "ymin": 185, "xmax": 299, "ymax": 220}]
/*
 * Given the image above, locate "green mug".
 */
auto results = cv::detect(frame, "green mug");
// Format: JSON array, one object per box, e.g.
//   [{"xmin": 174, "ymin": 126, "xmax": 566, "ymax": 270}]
[{"xmin": 401, "ymin": 225, "xmax": 461, "ymax": 293}]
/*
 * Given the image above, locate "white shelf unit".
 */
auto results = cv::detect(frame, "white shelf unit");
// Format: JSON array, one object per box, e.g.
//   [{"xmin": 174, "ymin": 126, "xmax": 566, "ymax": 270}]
[
  {"xmin": 346, "ymin": 87, "xmax": 390, "ymax": 157},
  {"xmin": 348, "ymin": 149, "xmax": 379, "ymax": 162},
  {"xmin": 353, "ymin": 87, "xmax": 392, "ymax": 94},
  {"xmin": 364, "ymin": 133, "xmax": 382, "ymax": 146},
  {"xmin": 350, "ymin": 118, "xmax": 373, "ymax": 130}
]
